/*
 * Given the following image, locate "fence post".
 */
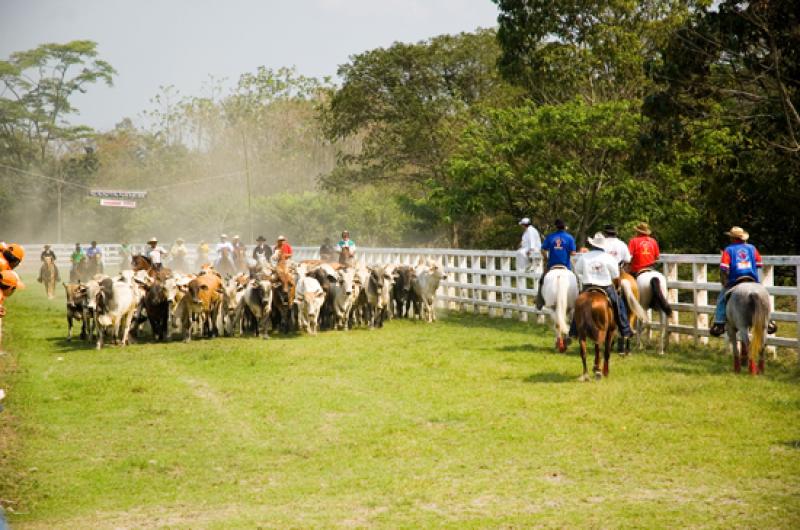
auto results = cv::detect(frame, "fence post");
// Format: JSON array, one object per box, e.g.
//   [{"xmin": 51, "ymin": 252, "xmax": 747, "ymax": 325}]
[
  {"xmin": 693, "ymin": 263, "xmax": 708, "ymax": 345},
  {"xmin": 458, "ymin": 255, "xmax": 468, "ymax": 313},
  {"xmin": 501, "ymin": 257, "xmax": 512, "ymax": 319},
  {"xmin": 762, "ymin": 264, "xmax": 777, "ymax": 358},
  {"xmin": 471, "ymin": 254, "xmax": 482, "ymax": 315},
  {"xmin": 666, "ymin": 261, "xmax": 680, "ymax": 344},
  {"xmin": 517, "ymin": 268, "xmax": 529, "ymax": 322},
  {"xmin": 487, "ymin": 255, "xmax": 497, "ymax": 317}
]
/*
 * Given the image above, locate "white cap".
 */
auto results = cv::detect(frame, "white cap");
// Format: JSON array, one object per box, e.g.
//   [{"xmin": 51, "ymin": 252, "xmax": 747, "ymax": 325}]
[{"xmin": 519, "ymin": 217, "xmax": 531, "ymax": 226}]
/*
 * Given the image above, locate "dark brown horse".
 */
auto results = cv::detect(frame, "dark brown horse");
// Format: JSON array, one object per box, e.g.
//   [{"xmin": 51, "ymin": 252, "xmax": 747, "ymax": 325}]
[{"xmin": 574, "ymin": 288, "xmax": 617, "ymax": 381}]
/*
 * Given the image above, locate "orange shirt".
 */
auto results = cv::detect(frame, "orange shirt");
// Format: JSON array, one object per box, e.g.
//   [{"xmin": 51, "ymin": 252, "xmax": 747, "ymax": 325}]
[
  {"xmin": 628, "ymin": 235, "xmax": 660, "ymax": 273},
  {"xmin": 0, "ymin": 254, "xmax": 10, "ymax": 272}
]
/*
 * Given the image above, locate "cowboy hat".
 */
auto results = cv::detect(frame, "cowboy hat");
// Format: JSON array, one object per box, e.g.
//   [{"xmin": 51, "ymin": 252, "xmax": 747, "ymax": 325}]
[
  {"xmin": 602, "ymin": 224, "xmax": 617, "ymax": 236},
  {"xmin": 587, "ymin": 232, "xmax": 608, "ymax": 250},
  {"xmin": 633, "ymin": 222, "xmax": 651, "ymax": 235},
  {"xmin": 724, "ymin": 226, "xmax": 749, "ymax": 241},
  {"xmin": 176, "ymin": 237, "xmax": 184, "ymax": 243},
  {"xmin": 147, "ymin": 237, "xmax": 158, "ymax": 243},
  {"xmin": 220, "ymin": 234, "xmax": 228, "ymax": 239},
  {"xmin": 277, "ymin": 235, "xmax": 286, "ymax": 241},
  {"xmin": 518, "ymin": 217, "xmax": 531, "ymax": 226},
  {"xmin": 256, "ymin": 235, "xmax": 266, "ymax": 242}
]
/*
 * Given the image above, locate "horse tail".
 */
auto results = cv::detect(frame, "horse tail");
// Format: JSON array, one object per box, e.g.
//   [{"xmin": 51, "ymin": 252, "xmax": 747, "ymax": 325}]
[
  {"xmin": 555, "ymin": 273, "xmax": 568, "ymax": 335},
  {"xmin": 750, "ymin": 291, "xmax": 769, "ymax": 363},
  {"xmin": 621, "ymin": 278, "xmax": 647, "ymax": 324},
  {"xmin": 650, "ymin": 277, "xmax": 672, "ymax": 317}
]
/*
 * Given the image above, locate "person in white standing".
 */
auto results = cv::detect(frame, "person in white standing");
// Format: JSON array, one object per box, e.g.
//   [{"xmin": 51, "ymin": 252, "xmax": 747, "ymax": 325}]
[{"xmin": 516, "ymin": 217, "xmax": 541, "ymax": 273}]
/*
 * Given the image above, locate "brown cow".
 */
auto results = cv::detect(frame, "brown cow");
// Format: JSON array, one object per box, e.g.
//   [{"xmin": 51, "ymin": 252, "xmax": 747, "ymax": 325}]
[{"xmin": 63, "ymin": 282, "xmax": 94, "ymax": 341}]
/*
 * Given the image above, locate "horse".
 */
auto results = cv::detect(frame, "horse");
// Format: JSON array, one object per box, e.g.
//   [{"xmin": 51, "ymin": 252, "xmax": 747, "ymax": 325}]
[
  {"xmin": 617, "ymin": 271, "xmax": 649, "ymax": 355},
  {"xmin": 215, "ymin": 248, "xmax": 237, "ymax": 277},
  {"xmin": 85, "ymin": 254, "xmax": 103, "ymax": 278},
  {"xmin": 39, "ymin": 256, "xmax": 59, "ymax": 299},
  {"xmin": 634, "ymin": 269, "xmax": 673, "ymax": 354},
  {"xmin": 271, "ymin": 257, "xmax": 297, "ymax": 334},
  {"xmin": 540, "ymin": 267, "xmax": 578, "ymax": 352},
  {"xmin": 725, "ymin": 281, "xmax": 770, "ymax": 375},
  {"xmin": 70, "ymin": 257, "xmax": 89, "ymax": 283},
  {"xmin": 131, "ymin": 254, "xmax": 171, "ymax": 280},
  {"xmin": 574, "ymin": 288, "xmax": 617, "ymax": 381},
  {"xmin": 233, "ymin": 246, "xmax": 249, "ymax": 273}
]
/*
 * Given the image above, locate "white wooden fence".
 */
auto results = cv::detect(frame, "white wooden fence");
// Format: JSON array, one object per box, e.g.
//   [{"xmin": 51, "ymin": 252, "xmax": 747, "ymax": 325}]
[{"xmin": 18, "ymin": 243, "xmax": 800, "ymax": 352}]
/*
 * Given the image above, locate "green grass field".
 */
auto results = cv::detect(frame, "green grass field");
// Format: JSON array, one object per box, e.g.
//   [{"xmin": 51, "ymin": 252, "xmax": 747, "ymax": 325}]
[{"xmin": 2, "ymin": 276, "xmax": 800, "ymax": 528}]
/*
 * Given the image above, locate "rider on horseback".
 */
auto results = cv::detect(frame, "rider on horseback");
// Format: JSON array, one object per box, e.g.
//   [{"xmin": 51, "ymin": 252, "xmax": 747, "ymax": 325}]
[
  {"xmin": 709, "ymin": 226, "xmax": 777, "ymax": 337},
  {"xmin": 627, "ymin": 222, "xmax": 659, "ymax": 276},
  {"xmin": 216, "ymin": 234, "xmax": 236, "ymax": 272},
  {"xmin": 37, "ymin": 244, "xmax": 60, "ymax": 283},
  {"xmin": 70, "ymin": 243, "xmax": 85, "ymax": 278},
  {"xmin": 144, "ymin": 237, "xmax": 167, "ymax": 271},
  {"xmin": 85, "ymin": 241, "xmax": 103, "ymax": 273},
  {"xmin": 571, "ymin": 233, "xmax": 634, "ymax": 339},
  {"xmin": 337, "ymin": 230, "xmax": 356, "ymax": 266},
  {"xmin": 535, "ymin": 219, "xmax": 576, "ymax": 309}
]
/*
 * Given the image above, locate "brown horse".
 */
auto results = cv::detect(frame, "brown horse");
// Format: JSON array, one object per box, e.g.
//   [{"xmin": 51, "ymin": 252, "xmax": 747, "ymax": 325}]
[
  {"xmin": 574, "ymin": 288, "xmax": 617, "ymax": 381},
  {"xmin": 131, "ymin": 254, "xmax": 172, "ymax": 279},
  {"xmin": 271, "ymin": 257, "xmax": 297, "ymax": 334},
  {"xmin": 39, "ymin": 256, "xmax": 59, "ymax": 299}
]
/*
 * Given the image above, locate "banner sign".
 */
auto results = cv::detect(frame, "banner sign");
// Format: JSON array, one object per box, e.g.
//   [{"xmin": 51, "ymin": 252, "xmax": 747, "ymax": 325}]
[
  {"xmin": 90, "ymin": 189, "xmax": 147, "ymax": 199},
  {"xmin": 100, "ymin": 199, "xmax": 137, "ymax": 208}
]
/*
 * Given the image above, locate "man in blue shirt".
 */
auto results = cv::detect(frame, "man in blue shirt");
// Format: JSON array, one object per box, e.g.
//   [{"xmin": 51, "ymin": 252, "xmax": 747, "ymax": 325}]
[
  {"xmin": 709, "ymin": 226, "xmax": 777, "ymax": 336},
  {"xmin": 535, "ymin": 219, "xmax": 576, "ymax": 309}
]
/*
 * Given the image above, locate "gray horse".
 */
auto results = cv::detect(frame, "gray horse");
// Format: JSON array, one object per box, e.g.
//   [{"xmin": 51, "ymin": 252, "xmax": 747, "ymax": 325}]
[{"xmin": 726, "ymin": 281, "xmax": 770, "ymax": 374}]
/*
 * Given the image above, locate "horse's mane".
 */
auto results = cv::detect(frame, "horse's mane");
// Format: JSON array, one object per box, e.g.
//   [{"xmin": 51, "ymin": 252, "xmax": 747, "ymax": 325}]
[{"xmin": 133, "ymin": 254, "xmax": 153, "ymax": 266}]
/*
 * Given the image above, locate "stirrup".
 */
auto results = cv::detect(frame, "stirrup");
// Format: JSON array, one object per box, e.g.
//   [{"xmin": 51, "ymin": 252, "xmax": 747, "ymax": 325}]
[{"xmin": 709, "ymin": 323, "xmax": 726, "ymax": 337}]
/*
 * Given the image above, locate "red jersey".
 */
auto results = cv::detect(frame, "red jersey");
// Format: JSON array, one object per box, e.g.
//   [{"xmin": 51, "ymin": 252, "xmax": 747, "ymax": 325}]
[
  {"xmin": 628, "ymin": 235, "xmax": 660, "ymax": 273},
  {"xmin": 277, "ymin": 242, "xmax": 293, "ymax": 259}
]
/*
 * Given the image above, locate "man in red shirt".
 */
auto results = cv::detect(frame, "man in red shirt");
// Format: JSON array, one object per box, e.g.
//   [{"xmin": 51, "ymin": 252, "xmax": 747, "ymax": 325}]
[
  {"xmin": 627, "ymin": 222, "xmax": 660, "ymax": 276},
  {"xmin": 274, "ymin": 235, "xmax": 293, "ymax": 261}
]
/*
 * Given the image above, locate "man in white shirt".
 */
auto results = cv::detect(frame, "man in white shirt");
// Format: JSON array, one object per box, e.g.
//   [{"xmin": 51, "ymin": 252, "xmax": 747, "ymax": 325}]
[
  {"xmin": 516, "ymin": 217, "xmax": 541, "ymax": 273},
  {"xmin": 601, "ymin": 224, "xmax": 631, "ymax": 269},
  {"xmin": 215, "ymin": 234, "xmax": 235, "ymax": 271},
  {"xmin": 144, "ymin": 237, "xmax": 167, "ymax": 271},
  {"xmin": 572, "ymin": 232, "xmax": 634, "ymax": 338}
]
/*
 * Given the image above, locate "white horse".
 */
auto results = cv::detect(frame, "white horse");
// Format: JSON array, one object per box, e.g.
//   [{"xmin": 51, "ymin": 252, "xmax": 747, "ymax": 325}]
[
  {"xmin": 726, "ymin": 281, "xmax": 770, "ymax": 374},
  {"xmin": 541, "ymin": 267, "xmax": 578, "ymax": 352},
  {"xmin": 635, "ymin": 270, "xmax": 672, "ymax": 354}
]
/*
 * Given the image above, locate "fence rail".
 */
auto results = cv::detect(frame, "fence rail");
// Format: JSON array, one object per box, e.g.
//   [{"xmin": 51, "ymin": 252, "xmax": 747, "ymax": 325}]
[{"xmin": 17, "ymin": 243, "xmax": 800, "ymax": 352}]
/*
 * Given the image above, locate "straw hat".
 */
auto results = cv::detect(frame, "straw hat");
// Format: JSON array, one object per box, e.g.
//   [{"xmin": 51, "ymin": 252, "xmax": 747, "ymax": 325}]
[
  {"xmin": 277, "ymin": 235, "xmax": 286, "ymax": 241},
  {"xmin": 587, "ymin": 232, "xmax": 608, "ymax": 250},
  {"xmin": 147, "ymin": 236, "xmax": 158, "ymax": 243},
  {"xmin": 176, "ymin": 237, "xmax": 184, "ymax": 244},
  {"xmin": 724, "ymin": 226, "xmax": 749, "ymax": 241},
  {"xmin": 633, "ymin": 222, "xmax": 651, "ymax": 235}
]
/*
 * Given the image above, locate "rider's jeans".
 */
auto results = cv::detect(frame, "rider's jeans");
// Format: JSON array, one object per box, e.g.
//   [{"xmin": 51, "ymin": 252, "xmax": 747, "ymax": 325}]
[{"xmin": 713, "ymin": 288, "xmax": 728, "ymax": 324}]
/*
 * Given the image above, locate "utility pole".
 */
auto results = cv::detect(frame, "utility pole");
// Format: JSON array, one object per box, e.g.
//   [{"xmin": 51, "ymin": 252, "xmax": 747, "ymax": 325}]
[
  {"xmin": 241, "ymin": 131, "xmax": 254, "ymax": 243},
  {"xmin": 56, "ymin": 169, "xmax": 63, "ymax": 244}
]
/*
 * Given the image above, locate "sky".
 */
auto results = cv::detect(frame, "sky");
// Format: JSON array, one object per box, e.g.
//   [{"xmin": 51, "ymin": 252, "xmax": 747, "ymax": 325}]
[{"xmin": 0, "ymin": 0, "xmax": 500, "ymax": 131}]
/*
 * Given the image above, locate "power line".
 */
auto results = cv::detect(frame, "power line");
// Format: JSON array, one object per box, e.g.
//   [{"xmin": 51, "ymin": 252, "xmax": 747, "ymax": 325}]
[
  {"xmin": 0, "ymin": 163, "xmax": 91, "ymax": 190},
  {"xmin": 0, "ymin": 162, "xmax": 245, "ymax": 192}
]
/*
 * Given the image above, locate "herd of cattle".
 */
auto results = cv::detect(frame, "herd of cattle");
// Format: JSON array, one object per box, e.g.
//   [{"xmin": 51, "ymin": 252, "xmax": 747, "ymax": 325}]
[{"xmin": 62, "ymin": 257, "xmax": 447, "ymax": 349}]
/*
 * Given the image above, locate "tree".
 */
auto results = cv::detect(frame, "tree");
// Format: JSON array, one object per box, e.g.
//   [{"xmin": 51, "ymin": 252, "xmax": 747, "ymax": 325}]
[
  {"xmin": 0, "ymin": 40, "xmax": 116, "ymax": 163},
  {"xmin": 444, "ymin": 99, "xmax": 694, "ymax": 247},
  {"xmin": 321, "ymin": 29, "xmax": 520, "ymax": 245},
  {"xmin": 493, "ymin": 0, "xmax": 704, "ymax": 103},
  {"xmin": 645, "ymin": 0, "xmax": 800, "ymax": 252}
]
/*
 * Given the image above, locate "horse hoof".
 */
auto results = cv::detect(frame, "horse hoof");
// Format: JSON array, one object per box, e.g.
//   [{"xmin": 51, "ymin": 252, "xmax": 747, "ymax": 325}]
[
  {"xmin": 578, "ymin": 374, "xmax": 590, "ymax": 382},
  {"xmin": 594, "ymin": 371, "xmax": 602, "ymax": 381}
]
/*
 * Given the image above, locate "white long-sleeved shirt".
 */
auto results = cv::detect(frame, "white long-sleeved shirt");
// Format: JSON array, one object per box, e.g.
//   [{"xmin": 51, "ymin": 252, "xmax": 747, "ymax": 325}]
[
  {"xmin": 574, "ymin": 250, "xmax": 619, "ymax": 287},
  {"xmin": 145, "ymin": 246, "xmax": 167, "ymax": 265},
  {"xmin": 603, "ymin": 237, "xmax": 631, "ymax": 265},
  {"xmin": 520, "ymin": 226, "xmax": 541, "ymax": 253}
]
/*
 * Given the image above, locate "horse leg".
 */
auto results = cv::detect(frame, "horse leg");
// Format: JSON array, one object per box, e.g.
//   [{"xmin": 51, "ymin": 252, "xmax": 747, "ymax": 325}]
[
  {"xmin": 730, "ymin": 328, "xmax": 741, "ymax": 373},
  {"xmin": 578, "ymin": 337, "xmax": 590, "ymax": 382},
  {"xmin": 593, "ymin": 339, "xmax": 602, "ymax": 380},
  {"xmin": 603, "ymin": 333, "xmax": 612, "ymax": 377}
]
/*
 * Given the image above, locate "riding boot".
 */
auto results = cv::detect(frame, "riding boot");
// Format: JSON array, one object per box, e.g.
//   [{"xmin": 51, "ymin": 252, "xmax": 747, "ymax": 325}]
[{"xmin": 568, "ymin": 318, "xmax": 577, "ymax": 338}]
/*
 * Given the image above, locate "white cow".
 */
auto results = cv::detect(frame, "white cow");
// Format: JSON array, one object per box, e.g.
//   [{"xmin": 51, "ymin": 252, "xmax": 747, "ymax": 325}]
[
  {"xmin": 94, "ymin": 277, "xmax": 139, "ymax": 349},
  {"xmin": 296, "ymin": 275, "xmax": 325, "ymax": 334},
  {"xmin": 412, "ymin": 259, "xmax": 447, "ymax": 322},
  {"xmin": 331, "ymin": 267, "xmax": 357, "ymax": 330}
]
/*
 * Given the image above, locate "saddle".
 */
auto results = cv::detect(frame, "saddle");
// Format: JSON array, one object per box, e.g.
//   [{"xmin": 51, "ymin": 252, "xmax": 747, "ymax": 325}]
[
  {"xmin": 583, "ymin": 285, "xmax": 612, "ymax": 306},
  {"xmin": 724, "ymin": 276, "xmax": 756, "ymax": 301},
  {"xmin": 549, "ymin": 265, "xmax": 567, "ymax": 271},
  {"xmin": 632, "ymin": 268, "xmax": 653, "ymax": 278}
]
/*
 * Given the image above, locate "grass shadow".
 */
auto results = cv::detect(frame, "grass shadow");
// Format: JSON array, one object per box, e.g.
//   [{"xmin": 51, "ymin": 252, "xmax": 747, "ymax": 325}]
[
  {"xmin": 779, "ymin": 440, "xmax": 800, "ymax": 450},
  {"xmin": 522, "ymin": 372, "xmax": 575, "ymax": 384}
]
